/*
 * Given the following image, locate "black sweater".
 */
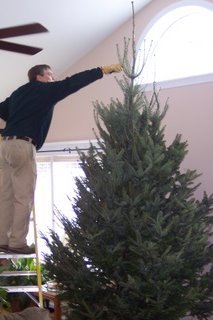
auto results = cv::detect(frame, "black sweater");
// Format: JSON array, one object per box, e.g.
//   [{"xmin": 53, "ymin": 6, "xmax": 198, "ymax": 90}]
[{"xmin": 0, "ymin": 67, "xmax": 103, "ymax": 150}]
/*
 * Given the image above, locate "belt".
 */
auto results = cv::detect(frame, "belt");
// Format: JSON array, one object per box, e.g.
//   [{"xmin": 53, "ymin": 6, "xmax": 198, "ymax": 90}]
[{"xmin": 2, "ymin": 135, "xmax": 36, "ymax": 147}]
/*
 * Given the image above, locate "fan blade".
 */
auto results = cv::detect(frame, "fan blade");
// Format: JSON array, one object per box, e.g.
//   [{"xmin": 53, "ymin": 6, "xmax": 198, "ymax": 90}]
[
  {"xmin": 0, "ymin": 40, "xmax": 42, "ymax": 55},
  {"xmin": 0, "ymin": 23, "xmax": 48, "ymax": 39}
]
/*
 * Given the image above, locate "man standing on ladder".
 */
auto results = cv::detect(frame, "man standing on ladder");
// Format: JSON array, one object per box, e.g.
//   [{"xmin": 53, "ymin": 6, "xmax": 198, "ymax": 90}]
[{"xmin": 0, "ymin": 63, "xmax": 123, "ymax": 254}]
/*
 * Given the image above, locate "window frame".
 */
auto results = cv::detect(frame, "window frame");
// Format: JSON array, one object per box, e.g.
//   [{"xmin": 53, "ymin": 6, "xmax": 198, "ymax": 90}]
[
  {"xmin": 136, "ymin": 0, "xmax": 213, "ymax": 89},
  {"xmin": 28, "ymin": 140, "xmax": 96, "ymax": 255}
]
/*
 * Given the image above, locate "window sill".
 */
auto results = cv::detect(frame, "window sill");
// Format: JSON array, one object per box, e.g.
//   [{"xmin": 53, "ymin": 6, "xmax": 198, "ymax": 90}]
[{"xmin": 143, "ymin": 73, "xmax": 213, "ymax": 90}]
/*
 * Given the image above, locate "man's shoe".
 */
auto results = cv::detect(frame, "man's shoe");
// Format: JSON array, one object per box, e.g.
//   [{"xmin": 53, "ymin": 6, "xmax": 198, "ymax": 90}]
[
  {"xmin": 0, "ymin": 245, "xmax": 8, "ymax": 253},
  {"xmin": 8, "ymin": 245, "xmax": 35, "ymax": 254}
]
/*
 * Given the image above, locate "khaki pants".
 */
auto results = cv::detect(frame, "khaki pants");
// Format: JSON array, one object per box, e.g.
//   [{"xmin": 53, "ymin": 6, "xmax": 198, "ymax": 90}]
[{"xmin": 0, "ymin": 139, "xmax": 37, "ymax": 248}]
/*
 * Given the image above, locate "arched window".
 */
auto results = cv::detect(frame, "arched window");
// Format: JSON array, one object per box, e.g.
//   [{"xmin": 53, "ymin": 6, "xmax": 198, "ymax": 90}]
[{"xmin": 136, "ymin": 0, "xmax": 213, "ymax": 87}]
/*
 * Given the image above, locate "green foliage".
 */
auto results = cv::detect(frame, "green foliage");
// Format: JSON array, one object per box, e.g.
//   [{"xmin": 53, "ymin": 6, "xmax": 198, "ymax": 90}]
[
  {"xmin": 43, "ymin": 14, "xmax": 213, "ymax": 320},
  {"xmin": 43, "ymin": 75, "xmax": 213, "ymax": 319},
  {"xmin": 0, "ymin": 257, "xmax": 46, "ymax": 286},
  {"xmin": 0, "ymin": 258, "xmax": 48, "ymax": 310},
  {"xmin": 0, "ymin": 287, "xmax": 10, "ymax": 311}
]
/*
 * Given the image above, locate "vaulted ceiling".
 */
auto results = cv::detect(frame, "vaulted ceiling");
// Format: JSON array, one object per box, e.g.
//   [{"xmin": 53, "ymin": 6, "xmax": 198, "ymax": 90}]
[{"xmin": 0, "ymin": 0, "xmax": 151, "ymax": 100}]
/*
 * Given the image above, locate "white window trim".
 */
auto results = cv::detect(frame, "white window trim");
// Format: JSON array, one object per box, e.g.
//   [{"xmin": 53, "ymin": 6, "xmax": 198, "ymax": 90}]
[{"xmin": 144, "ymin": 73, "xmax": 213, "ymax": 91}]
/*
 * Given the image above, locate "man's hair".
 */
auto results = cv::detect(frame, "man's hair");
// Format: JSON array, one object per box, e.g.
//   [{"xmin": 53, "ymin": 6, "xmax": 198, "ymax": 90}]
[{"xmin": 28, "ymin": 64, "xmax": 51, "ymax": 82}]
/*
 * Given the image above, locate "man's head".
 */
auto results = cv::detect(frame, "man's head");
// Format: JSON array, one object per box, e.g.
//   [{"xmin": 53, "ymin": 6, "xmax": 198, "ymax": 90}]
[{"xmin": 28, "ymin": 64, "xmax": 54, "ymax": 82}]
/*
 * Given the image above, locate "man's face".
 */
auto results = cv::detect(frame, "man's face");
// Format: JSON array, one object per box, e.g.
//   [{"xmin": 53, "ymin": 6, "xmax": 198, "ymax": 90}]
[{"xmin": 36, "ymin": 68, "xmax": 55, "ymax": 82}]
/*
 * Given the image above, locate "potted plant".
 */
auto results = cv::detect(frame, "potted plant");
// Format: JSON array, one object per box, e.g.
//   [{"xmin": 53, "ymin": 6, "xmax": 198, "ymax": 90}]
[{"xmin": 0, "ymin": 257, "xmax": 47, "ymax": 312}]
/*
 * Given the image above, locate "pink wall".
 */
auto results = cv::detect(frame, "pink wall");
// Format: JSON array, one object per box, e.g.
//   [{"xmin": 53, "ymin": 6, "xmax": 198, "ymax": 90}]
[
  {"xmin": 159, "ymin": 82, "xmax": 213, "ymax": 200},
  {"xmin": 48, "ymin": 0, "xmax": 213, "ymax": 199}
]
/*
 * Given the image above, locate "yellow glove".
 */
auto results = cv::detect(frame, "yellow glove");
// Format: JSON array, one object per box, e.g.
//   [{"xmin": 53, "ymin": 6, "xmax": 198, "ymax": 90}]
[{"xmin": 101, "ymin": 64, "xmax": 123, "ymax": 74}]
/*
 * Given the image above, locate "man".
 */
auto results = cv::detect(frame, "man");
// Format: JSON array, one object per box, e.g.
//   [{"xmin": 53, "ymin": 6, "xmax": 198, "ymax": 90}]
[{"xmin": 0, "ymin": 63, "xmax": 122, "ymax": 254}]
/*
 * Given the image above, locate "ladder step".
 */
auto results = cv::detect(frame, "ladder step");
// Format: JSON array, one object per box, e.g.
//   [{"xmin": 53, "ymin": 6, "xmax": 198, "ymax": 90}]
[
  {"xmin": 1, "ymin": 286, "xmax": 39, "ymax": 293},
  {"xmin": 0, "ymin": 253, "xmax": 36, "ymax": 259},
  {"xmin": 0, "ymin": 270, "xmax": 37, "ymax": 277}
]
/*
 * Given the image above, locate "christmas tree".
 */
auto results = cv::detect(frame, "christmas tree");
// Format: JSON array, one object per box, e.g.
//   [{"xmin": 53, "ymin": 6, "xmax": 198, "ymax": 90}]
[{"xmin": 43, "ymin": 5, "xmax": 213, "ymax": 320}]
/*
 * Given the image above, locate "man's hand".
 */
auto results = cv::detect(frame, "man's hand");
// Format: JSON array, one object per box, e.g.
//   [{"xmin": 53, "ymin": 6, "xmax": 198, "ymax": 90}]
[{"xmin": 101, "ymin": 64, "xmax": 123, "ymax": 74}]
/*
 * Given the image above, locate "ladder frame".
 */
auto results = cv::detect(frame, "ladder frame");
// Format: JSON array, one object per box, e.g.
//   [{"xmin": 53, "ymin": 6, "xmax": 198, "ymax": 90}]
[{"xmin": 0, "ymin": 206, "xmax": 44, "ymax": 307}]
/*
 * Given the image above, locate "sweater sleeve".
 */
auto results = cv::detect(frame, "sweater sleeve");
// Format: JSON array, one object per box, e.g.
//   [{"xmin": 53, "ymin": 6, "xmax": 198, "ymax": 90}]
[
  {"xmin": 44, "ymin": 67, "xmax": 103, "ymax": 104},
  {"xmin": 0, "ymin": 97, "xmax": 9, "ymax": 121}
]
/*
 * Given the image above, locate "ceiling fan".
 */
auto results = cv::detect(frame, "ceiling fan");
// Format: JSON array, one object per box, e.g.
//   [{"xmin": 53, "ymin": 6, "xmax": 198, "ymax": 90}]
[{"xmin": 0, "ymin": 23, "xmax": 48, "ymax": 55}]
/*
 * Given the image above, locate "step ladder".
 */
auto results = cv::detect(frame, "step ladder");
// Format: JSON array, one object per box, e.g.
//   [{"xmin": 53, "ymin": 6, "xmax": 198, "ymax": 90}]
[{"xmin": 0, "ymin": 204, "xmax": 44, "ymax": 308}]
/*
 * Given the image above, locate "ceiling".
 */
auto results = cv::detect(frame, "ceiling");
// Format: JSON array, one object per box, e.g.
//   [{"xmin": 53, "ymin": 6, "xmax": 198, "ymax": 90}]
[{"xmin": 0, "ymin": 0, "xmax": 151, "ymax": 100}]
